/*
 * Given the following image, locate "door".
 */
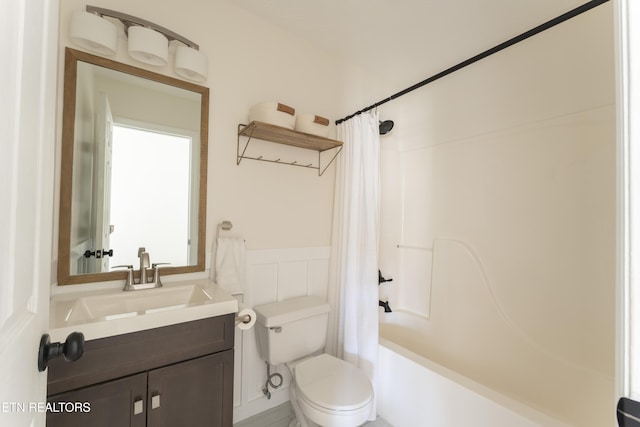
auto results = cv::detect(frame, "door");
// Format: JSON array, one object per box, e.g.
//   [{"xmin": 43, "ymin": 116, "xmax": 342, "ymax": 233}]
[
  {"xmin": 617, "ymin": 0, "xmax": 640, "ymax": 425},
  {"xmin": 91, "ymin": 92, "xmax": 114, "ymax": 273},
  {"xmin": 0, "ymin": 1, "xmax": 59, "ymax": 426},
  {"xmin": 147, "ymin": 350, "xmax": 234, "ymax": 427},
  {"xmin": 47, "ymin": 373, "xmax": 147, "ymax": 427}
]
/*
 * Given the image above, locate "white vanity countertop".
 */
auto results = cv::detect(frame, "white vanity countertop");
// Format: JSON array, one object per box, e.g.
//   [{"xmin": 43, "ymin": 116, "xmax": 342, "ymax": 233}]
[{"xmin": 49, "ymin": 278, "xmax": 238, "ymax": 342}]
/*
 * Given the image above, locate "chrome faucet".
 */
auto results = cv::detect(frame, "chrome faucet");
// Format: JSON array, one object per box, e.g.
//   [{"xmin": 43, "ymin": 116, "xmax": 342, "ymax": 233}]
[{"xmin": 117, "ymin": 248, "xmax": 168, "ymax": 291}]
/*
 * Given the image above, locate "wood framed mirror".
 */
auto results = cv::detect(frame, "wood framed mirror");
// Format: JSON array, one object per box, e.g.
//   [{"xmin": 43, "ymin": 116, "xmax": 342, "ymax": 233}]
[{"xmin": 58, "ymin": 48, "xmax": 209, "ymax": 285}]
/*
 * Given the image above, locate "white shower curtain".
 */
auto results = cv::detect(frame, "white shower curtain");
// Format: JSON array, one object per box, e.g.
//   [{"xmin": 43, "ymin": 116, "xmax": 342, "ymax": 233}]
[{"xmin": 327, "ymin": 111, "xmax": 380, "ymax": 421}]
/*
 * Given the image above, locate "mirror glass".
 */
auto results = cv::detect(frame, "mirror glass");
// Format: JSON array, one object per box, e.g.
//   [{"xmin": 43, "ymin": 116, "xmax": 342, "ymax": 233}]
[{"xmin": 58, "ymin": 48, "xmax": 209, "ymax": 285}]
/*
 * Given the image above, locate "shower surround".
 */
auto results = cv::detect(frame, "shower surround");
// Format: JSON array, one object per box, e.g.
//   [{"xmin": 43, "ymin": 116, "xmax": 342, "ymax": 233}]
[{"xmin": 377, "ymin": 3, "xmax": 615, "ymax": 425}]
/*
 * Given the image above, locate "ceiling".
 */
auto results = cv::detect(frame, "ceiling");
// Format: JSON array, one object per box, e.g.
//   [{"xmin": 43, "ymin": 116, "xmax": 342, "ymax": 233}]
[{"xmin": 229, "ymin": 0, "xmax": 594, "ymax": 94}]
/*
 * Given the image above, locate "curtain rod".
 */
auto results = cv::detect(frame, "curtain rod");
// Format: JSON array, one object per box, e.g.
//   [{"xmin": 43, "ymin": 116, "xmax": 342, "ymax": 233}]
[{"xmin": 335, "ymin": 0, "xmax": 610, "ymax": 125}]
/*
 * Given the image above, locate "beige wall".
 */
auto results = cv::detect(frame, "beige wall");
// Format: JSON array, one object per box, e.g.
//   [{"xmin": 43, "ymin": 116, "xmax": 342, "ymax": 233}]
[{"xmin": 378, "ymin": 3, "xmax": 615, "ymax": 426}]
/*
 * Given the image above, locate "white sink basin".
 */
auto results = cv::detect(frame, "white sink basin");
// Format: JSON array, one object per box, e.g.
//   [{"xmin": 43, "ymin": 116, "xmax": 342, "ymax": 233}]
[
  {"xmin": 49, "ymin": 279, "xmax": 238, "ymax": 342},
  {"xmin": 66, "ymin": 284, "xmax": 214, "ymax": 323}
]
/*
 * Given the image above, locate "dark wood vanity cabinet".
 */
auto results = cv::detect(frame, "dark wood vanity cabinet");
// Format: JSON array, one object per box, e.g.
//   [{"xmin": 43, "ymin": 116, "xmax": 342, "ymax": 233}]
[{"xmin": 46, "ymin": 314, "xmax": 234, "ymax": 427}]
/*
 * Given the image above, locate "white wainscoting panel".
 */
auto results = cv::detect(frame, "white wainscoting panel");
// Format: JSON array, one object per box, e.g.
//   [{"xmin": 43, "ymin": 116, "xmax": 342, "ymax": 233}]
[{"xmin": 233, "ymin": 246, "xmax": 330, "ymax": 423}]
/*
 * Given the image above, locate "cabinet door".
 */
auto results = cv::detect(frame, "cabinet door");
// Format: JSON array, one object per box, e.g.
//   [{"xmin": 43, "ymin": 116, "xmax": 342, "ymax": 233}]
[
  {"xmin": 147, "ymin": 349, "xmax": 234, "ymax": 427},
  {"xmin": 47, "ymin": 372, "xmax": 147, "ymax": 427}
]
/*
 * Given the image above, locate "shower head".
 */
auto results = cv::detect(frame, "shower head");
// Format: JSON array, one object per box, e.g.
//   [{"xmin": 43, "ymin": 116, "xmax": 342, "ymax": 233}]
[{"xmin": 379, "ymin": 120, "xmax": 394, "ymax": 135}]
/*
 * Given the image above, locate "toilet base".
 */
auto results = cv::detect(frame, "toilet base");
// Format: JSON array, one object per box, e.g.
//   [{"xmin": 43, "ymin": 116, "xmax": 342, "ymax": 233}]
[
  {"xmin": 289, "ymin": 378, "xmax": 370, "ymax": 427},
  {"xmin": 289, "ymin": 381, "xmax": 320, "ymax": 427}
]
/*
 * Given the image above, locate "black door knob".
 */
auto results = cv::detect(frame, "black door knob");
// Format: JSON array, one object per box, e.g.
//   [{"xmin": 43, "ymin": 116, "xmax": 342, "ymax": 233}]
[
  {"xmin": 83, "ymin": 250, "xmax": 96, "ymax": 258},
  {"xmin": 38, "ymin": 332, "xmax": 85, "ymax": 372}
]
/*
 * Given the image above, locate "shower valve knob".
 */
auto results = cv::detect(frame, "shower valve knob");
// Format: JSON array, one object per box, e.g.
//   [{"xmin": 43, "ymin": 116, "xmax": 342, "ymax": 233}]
[{"xmin": 378, "ymin": 269, "xmax": 393, "ymax": 284}]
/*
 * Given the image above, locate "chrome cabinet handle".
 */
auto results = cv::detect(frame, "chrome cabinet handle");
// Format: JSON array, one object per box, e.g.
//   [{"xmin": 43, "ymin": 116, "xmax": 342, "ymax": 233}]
[
  {"xmin": 151, "ymin": 394, "xmax": 161, "ymax": 409},
  {"xmin": 133, "ymin": 399, "xmax": 143, "ymax": 415}
]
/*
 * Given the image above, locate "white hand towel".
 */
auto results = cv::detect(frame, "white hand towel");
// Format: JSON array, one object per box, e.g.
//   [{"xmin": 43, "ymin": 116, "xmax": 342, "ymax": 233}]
[{"xmin": 214, "ymin": 236, "xmax": 246, "ymax": 295}]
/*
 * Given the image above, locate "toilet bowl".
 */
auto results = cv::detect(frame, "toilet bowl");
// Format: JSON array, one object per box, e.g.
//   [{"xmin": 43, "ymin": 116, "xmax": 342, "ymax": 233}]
[
  {"xmin": 288, "ymin": 354, "xmax": 373, "ymax": 427},
  {"xmin": 253, "ymin": 296, "xmax": 375, "ymax": 427}
]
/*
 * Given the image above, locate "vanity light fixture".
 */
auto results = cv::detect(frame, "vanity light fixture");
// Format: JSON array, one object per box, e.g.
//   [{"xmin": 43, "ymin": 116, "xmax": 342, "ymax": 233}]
[
  {"xmin": 69, "ymin": 5, "xmax": 208, "ymax": 82},
  {"xmin": 69, "ymin": 10, "xmax": 118, "ymax": 56},
  {"xmin": 128, "ymin": 26, "xmax": 169, "ymax": 66},
  {"xmin": 174, "ymin": 45, "xmax": 208, "ymax": 83}
]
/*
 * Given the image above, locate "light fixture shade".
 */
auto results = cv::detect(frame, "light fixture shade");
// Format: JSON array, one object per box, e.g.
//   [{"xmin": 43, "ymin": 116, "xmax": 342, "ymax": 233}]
[
  {"xmin": 175, "ymin": 45, "xmax": 208, "ymax": 82},
  {"xmin": 128, "ymin": 26, "xmax": 169, "ymax": 66},
  {"xmin": 70, "ymin": 11, "xmax": 118, "ymax": 56}
]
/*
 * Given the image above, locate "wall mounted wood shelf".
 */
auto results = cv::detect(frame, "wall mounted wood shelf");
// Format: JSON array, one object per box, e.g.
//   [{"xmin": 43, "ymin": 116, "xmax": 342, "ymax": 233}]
[{"xmin": 237, "ymin": 121, "xmax": 343, "ymax": 176}]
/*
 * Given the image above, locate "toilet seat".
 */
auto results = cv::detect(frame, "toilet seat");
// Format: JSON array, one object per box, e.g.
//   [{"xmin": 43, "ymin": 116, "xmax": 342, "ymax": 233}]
[{"xmin": 293, "ymin": 353, "xmax": 373, "ymax": 426}]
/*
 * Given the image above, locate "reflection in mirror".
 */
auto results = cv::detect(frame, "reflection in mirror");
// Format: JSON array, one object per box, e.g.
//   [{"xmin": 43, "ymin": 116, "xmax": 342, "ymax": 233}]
[
  {"xmin": 109, "ymin": 124, "xmax": 194, "ymax": 269},
  {"xmin": 59, "ymin": 48, "xmax": 209, "ymax": 285}
]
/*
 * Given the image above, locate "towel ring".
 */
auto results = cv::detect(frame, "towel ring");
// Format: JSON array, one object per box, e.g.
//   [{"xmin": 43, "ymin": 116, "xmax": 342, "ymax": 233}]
[{"xmin": 216, "ymin": 221, "xmax": 233, "ymax": 241}]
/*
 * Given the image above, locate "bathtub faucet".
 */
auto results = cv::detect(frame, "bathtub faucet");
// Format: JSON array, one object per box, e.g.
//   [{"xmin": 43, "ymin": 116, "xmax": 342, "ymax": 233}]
[
  {"xmin": 378, "ymin": 270, "xmax": 393, "ymax": 285},
  {"xmin": 379, "ymin": 300, "xmax": 392, "ymax": 313}
]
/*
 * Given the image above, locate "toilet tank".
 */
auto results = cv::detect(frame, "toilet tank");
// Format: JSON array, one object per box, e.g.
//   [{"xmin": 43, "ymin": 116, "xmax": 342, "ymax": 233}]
[{"xmin": 253, "ymin": 295, "xmax": 331, "ymax": 366}]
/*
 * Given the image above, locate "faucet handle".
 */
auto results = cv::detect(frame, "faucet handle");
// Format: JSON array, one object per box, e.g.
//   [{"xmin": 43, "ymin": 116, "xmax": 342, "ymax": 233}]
[
  {"xmin": 152, "ymin": 263, "xmax": 170, "ymax": 268},
  {"xmin": 152, "ymin": 263, "xmax": 170, "ymax": 287},
  {"xmin": 113, "ymin": 265, "xmax": 135, "ymax": 289}
]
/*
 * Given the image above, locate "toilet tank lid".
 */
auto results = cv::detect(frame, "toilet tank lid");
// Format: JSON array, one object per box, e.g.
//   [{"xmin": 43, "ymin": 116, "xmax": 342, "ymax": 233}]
[{"xmin": 254, "ymin": 295, "xmax": 331, "ymax": 327}]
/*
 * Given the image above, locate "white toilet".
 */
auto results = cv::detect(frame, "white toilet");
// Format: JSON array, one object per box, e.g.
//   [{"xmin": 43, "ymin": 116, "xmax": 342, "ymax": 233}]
[{"xmin": 253, "ymin": 295, "xmax": 374, "ymax": 427}]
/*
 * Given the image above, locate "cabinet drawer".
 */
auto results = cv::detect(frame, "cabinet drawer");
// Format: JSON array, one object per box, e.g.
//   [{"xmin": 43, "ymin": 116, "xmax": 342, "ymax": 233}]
[{"xmin": 48, "ymin": 314, "xmax": 234, "ymax": 396}]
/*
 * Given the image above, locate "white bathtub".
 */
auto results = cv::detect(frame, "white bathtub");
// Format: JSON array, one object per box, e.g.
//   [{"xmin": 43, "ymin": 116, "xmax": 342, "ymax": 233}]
[{"xmin": 377, "ymin": 310, "xmax": 572, "ymax": 427}]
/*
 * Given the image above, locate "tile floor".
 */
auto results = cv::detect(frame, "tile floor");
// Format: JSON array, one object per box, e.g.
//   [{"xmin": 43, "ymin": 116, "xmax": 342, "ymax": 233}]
[
  {"xmin": 364, "ymin": 417, "xmax": 394, "ymax": 427},
  {"xmin": 234, "ymin": 403, "xmax": 393, "ymax": 427}
]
